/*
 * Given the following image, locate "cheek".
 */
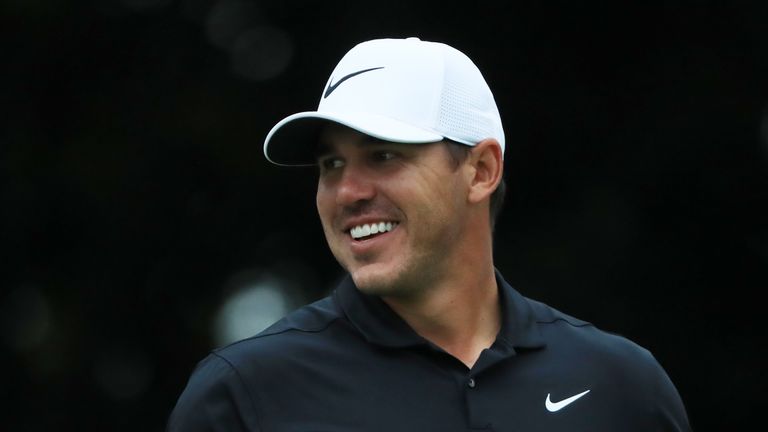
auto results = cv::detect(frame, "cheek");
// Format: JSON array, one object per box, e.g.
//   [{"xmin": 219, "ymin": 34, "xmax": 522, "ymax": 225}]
[
  {"xmin": 316, "ymin": 186, "xmax": 344, "ymax": 240},
  {"xmin": 413, "ymin": 177, "xmax": 466, "ymax": 228},
  {"xmin": 315, "ymin": 198, "xmax": 332, "ymax": 233},
  {"xmin": 315, "ymin": 183, "xmax": 332, "ymax": 216}
]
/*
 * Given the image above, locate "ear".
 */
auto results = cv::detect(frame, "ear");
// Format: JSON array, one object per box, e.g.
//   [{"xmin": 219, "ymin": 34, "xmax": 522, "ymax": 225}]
[{"xmin": 466, "ymin": 138, "xmax": 503, "ymax": 205}]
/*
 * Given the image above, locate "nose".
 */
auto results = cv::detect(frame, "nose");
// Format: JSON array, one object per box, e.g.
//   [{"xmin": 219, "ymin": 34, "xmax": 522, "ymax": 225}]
[{"xmin": 335, "ymin": 163, "xmax": 376, "ymax": 207}]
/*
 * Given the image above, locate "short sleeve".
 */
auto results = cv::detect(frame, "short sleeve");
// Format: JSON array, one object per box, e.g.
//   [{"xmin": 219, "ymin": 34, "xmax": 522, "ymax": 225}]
[
  {"xmin": 646, "ymin": 353, "xmax": 692, "ymax": 432},
  {"xmin": 166, "ymin": 353, "xmax": 261, "ymax": 432}
]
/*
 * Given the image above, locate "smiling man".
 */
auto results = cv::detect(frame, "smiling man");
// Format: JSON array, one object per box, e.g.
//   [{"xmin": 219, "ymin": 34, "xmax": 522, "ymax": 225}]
[{"xmin": 167, "ymin": 38, "xmax": 691, "ymax": 431}]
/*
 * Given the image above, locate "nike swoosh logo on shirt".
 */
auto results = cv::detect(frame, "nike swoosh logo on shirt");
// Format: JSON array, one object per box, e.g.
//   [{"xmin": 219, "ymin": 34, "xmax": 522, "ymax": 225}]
[
  {"xmin": 323, "ymin": 67, "xmax": 384, "ymax": 98},
  {"xmin": 545, "ymin": 389, "xmax": 591, "ymax": 412}
]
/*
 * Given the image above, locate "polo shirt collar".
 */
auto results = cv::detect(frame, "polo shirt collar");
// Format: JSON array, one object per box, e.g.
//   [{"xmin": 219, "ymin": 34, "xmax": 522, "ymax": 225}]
[
  {"xmin": 333, "ymin": 270, "xmax": 546, "ymax": 350},
  {"xmin": 333, "ymin": 276, "xmax": 426, "ymax": 348},
  {"xmin": 494, "ymin": 269, "xmax": 547, "ymax": 350}
]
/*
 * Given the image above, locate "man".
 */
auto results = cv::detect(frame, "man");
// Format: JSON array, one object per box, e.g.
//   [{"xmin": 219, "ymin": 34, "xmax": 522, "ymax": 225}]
[{"xmin": 168, "ymin": 38, "xmax": 691, "ymax": 431}]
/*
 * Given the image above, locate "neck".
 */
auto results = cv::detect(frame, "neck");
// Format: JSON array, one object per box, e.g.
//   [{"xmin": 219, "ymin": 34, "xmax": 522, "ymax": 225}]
[{"xmin": 382, "ymin": 219, "xmax": 500, "ymax": 369}]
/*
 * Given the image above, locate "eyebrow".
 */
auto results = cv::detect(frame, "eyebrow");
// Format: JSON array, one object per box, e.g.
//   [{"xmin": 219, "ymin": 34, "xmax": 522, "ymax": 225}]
[
  {"xmin": 362, "ymin": 136, "xmax": 390, "ymax": 145},
  {"xmin": 314, "ymin": 136, "xmax": 395, "ymax": 159}
]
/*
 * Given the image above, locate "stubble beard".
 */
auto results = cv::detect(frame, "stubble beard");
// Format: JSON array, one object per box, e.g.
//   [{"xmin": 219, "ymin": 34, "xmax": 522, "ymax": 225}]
[
  {"xmin": 341, "ymin": 240, "xmax": 448, "ymax": 303},
  {"xmin": 325, "ymin": 195, "xmax": 463, "ymax": 301}
]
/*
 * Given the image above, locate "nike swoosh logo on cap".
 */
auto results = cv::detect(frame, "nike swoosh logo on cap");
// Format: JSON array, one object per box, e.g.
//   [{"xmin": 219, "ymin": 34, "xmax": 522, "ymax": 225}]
[
  {"xmin": 323, "ymin": 67, "xmax": 384, "ymax": 98},
  {"xmin": 545, "ymin": 389, "xmax": 590, "ymax": 412}
]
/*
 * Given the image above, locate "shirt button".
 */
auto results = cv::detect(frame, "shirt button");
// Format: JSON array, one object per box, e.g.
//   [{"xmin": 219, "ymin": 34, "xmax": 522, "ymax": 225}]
[{"xmin": 468, "ymin": 378, "xmax": 476, "ymax": 389}]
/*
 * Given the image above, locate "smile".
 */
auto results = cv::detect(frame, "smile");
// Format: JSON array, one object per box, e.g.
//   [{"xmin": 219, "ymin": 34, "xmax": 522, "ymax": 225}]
[{"xmin": 349, "ymin": 222, "xmax": 398, "ymax": 240}]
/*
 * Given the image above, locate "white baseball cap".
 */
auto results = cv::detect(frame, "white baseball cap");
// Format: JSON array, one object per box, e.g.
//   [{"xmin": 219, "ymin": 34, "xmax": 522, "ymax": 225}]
[{"xmin": 263, "ymin": 37, "xmax": 505, "ymax": 166}]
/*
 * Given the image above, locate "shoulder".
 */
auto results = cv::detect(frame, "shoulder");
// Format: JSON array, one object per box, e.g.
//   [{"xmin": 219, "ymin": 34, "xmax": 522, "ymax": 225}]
[
  {"xmin": 524, "ymin": 296, "xmax": 690, "ymax": 429},
  {"xmin": 167, "ymin": 295, "xmax": 347, "ymax": 431},
  {"xmin": 213, "ymin": 295, "xmax": 345, "ymax": 366},
  {"xmin": 527, "ymin": 296, "xmax": 654, "ymax": 363},
  {"xmin": 167, "ymin": 351, "xmax": 261, "ymax": 431},
  {"xmin": 523, "ymin": 296, "xmax": 678, "ymax": 390}
]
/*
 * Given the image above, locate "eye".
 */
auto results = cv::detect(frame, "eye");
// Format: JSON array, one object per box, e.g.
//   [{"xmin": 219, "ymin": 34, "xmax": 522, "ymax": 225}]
[
  {"xmin": 318, "ymin": 156, "xmax": 345, "ymax": 171},
  {"xmin": 372, "ymin": 150, "xmax": 398, "ymax": 162}
]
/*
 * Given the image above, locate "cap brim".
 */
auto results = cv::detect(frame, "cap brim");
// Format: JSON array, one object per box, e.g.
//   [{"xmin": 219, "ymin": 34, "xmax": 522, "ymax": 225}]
[{"xmin": 263, "ymin": 111, "xmax": 444, "ymax": 166}]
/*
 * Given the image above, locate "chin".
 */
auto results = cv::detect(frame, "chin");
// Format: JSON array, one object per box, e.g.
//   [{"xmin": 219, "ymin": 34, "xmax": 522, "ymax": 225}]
[
  {"xmin": 349, "ymin": 264, "xmax": 401, "ymax": 297},
  {"xmin": 349, "ymin": 260, "xmax": 426, "ymax": 299}
]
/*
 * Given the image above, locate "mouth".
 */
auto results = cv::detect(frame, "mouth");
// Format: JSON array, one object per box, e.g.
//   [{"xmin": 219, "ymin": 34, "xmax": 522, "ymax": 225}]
[{"xmin": 348, "ymin": 221, "xmax": 399, "ymax": 241}]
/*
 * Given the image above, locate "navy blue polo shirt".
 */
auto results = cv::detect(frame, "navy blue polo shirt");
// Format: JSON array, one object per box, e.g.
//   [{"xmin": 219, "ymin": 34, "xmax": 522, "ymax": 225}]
[{"xmin": 167, "ymin": 271, "xmax": 690, "ymax": 431}]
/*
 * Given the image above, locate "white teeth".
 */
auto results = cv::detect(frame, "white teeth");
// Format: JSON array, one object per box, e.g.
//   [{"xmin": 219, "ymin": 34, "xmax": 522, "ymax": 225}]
[{"xmin": 349, "ymin": 222, "xmax": 398, "ymax": 239}]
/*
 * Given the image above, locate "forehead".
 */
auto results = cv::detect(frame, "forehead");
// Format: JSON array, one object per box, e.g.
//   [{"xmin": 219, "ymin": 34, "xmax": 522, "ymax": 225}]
[{"xmin": 316, "ymin": 124, "xmax": 388, "ymax": 154}]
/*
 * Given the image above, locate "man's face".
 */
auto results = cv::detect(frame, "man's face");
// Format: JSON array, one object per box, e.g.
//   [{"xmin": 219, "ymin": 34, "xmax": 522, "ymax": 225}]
[{"xmin": 316, "ymin": 126, "xmax": 471, "ymax": 298}]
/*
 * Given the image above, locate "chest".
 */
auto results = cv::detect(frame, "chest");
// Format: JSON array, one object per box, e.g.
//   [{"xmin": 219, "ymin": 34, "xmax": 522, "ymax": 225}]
[{"xmin": 247, "ymin": 348, "xmax": 653, "ymax": 432}]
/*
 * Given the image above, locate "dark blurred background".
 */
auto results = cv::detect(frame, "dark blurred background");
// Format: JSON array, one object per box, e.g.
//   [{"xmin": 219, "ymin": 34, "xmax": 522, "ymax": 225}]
[{"xmin": 2, "ymin": 0, "xmax": 766, "ymax": 430}]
